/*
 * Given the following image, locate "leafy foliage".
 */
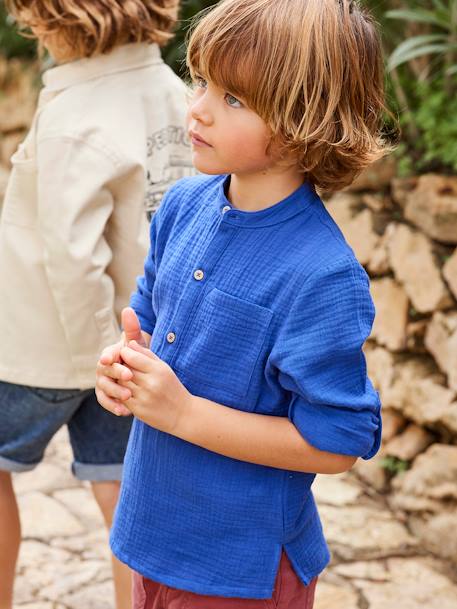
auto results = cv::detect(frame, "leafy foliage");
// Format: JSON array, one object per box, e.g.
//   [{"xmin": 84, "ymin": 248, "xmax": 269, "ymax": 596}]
[
  {"xmin": 386, "ymin": 1, "xmax": 457, "ymax": 78},
  {"xmin": 163, "ymin": 0, "xmax": 218, "ymax": 77},
  {"xmin": 385, "ymin": 0, "xmax": 457, "ymax": 173},
  {"xmin": 0, "ymin": 1, "xmax": 36, "ymax": 58},
  {"xmin": 380, "ymin": 456, "xmax": 410, "ymax": 475},
  {"xmin": 414, "ymin": 82, "xmax": 457, "ymax": 170}
]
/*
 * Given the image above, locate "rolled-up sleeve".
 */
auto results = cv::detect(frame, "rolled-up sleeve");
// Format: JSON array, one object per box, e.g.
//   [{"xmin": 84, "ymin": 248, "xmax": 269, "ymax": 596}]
[{"xmin": 275, "ymin": 256, "xmax": 381, "ymax": 460}]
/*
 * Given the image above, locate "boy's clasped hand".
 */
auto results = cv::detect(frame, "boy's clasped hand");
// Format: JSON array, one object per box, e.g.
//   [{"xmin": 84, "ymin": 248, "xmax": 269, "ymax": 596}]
[{"xmin": 95, "ymin": 308, "xmax": 192, "ymax": 434}]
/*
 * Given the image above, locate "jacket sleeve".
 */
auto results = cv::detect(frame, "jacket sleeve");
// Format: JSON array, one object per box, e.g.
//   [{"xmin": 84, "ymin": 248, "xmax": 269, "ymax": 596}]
[
  {"xmin": 272, "ymin": 256, "xmax": 382, "ymax": 460},
  {"xmin": 37, "ymin": 135, "xmax": 122, "ymax": 376},
  {"xmin": 129, "ymin": 178, "xmax": 186, "ymax": 335}
]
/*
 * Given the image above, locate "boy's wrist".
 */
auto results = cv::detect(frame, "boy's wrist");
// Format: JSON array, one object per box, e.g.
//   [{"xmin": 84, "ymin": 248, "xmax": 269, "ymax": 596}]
[{"xmin": 174, "ymin": 392, "xmax": 198, "ymax": 442}]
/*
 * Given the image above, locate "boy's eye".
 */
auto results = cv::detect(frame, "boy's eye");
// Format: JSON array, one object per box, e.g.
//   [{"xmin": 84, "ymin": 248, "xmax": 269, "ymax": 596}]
[
  {"xmin": 225, "ymin": 93, "xmax": 243, "ymax": 108},
  {"xmin": 195, "ymin": 76, "xmax": 208, "ymax": 89}
]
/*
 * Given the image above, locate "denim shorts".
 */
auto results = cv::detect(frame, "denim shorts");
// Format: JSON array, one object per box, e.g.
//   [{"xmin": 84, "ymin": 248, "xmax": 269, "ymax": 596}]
[{"xmin": 0, "ymin": 380, "xmax": 132, "ymax": 481}]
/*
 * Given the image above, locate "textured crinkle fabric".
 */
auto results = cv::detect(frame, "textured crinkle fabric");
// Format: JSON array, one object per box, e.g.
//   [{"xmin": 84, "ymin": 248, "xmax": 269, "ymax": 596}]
[{"xmin": 111, "ymin": 174, "xmax": 382, "ymax": 599}]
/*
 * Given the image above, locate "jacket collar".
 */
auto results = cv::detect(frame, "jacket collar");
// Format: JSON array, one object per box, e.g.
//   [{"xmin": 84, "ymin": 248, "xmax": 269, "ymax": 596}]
[{"xmin": 42, "ymin": 43, "xmax": 162, "ymax": 92}]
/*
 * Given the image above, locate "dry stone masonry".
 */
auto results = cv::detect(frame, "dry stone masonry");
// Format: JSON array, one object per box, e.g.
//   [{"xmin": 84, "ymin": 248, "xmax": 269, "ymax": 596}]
[{"xmin": 325, "ymin": 160, "xmax": 457, "ymax": 569}]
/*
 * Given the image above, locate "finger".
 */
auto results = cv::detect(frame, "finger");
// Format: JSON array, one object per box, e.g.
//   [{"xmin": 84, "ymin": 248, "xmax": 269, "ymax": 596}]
[
  {"xmin": 128, "ymin": 340, "xmax": 160, "ymax": 360},
  {"xmin": 120, "ymin": 345, "xmax": 157, "ymax": 372},
  {"xmin": 122, "ymin": 307, "xmax": 145, "ymax": 346},
  {"xmin": 96, "ymin": 388, "xmax": 131, "ymax": 417},
  {"xmin": 119, "ymin": 364, "xmax": 150, "ymax": 384},
  {"xmin": 124, "ymin": 395, "xmax": 138, "ymax": 412},
  {"xmin": 99, "ymin": 345, "xmax": 120, "ymax": 366},
  {"xmin": 97, "ymin": 362, "xmax": 133, "ymax": 382},
  {"xmin": 97, "ymin": 375, "xmax": 132, "ymax": 402},
  {"xmin": 114, "ymin": 403, "xmax": 132, "ymax": 417},
  {"xmin": 118, "ymin": 379, "xmax": 137, "ymax": 394}
]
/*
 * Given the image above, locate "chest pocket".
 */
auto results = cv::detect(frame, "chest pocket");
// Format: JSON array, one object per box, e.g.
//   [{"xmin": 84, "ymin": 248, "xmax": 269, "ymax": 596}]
[{"xmin": 174, "ymin": 288, "xmax": 273, "ymax": 399}]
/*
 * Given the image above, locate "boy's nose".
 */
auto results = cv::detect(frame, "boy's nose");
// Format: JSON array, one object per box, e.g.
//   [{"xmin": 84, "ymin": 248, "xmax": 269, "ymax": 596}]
[{"xmin": 189, "ymin": 95, "xmax": 213, "ymax": 126}]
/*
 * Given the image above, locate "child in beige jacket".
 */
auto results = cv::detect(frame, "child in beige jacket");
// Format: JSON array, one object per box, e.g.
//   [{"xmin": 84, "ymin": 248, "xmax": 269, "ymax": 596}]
[{"xmin": 0, "ymin": 2, "xmax": 193, "ymax": 608}]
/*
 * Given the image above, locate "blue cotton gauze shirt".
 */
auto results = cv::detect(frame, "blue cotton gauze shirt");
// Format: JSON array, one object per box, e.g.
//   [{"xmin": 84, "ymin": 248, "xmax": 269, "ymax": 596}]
[{"xmin": 110, "ymin": 174, "xmax": 382, "ymax": 599}]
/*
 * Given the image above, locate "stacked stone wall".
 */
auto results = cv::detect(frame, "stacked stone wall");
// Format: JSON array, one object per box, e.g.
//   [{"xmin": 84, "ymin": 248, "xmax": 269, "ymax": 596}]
[{"xmin": 325, "ymin": 160, "xmax": 457, "ymax": 565}]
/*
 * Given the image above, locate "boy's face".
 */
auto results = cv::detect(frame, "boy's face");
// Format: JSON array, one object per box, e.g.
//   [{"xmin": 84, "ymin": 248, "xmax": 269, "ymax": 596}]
[{"xmin": 187, "ymin": 77, "xmax": 277, "ymax": 176}]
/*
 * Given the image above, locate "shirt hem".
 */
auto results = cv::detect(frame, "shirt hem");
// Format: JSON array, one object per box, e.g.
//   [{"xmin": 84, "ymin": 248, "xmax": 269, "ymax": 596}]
[
  {"xmin": 111, "ymin": 540, "xmax": 275, "ymax": 599},
  {"xmin": 110, "ymin": 539, "xmax": 328, "ymax": 599},
  {"xmin": 283, "ymin": 545, "xmax": 330, "ymax": 587}
]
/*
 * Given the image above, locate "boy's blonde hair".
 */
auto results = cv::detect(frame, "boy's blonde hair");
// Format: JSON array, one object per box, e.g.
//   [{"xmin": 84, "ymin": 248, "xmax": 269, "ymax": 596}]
[
  {"xmin": 187, "ymin": 0, "xmax": 391, "ymax": 192},
  {"xmin": 7, "ymin": 0, "xmax": 179, "ymax": 56}
]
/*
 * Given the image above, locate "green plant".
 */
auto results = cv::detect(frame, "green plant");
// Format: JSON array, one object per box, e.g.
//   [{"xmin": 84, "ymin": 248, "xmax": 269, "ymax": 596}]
[
  {"xmin": 163, "ymin": 0, "xmax": 218, "ymax": 76},
  {"xmin": 387, "ymin": 1, "xmax": 457, "ymax": 82},
  {"xmin": 380, "ymin": 456, "xmax": 410, "ymax": 475},
  {"xmin": 385, "ymin": 0, "xmax": 457, "ymax": 173},
  {"xmin": 0, "ymin": 1, "xmax": 36, "ymax": 58}
]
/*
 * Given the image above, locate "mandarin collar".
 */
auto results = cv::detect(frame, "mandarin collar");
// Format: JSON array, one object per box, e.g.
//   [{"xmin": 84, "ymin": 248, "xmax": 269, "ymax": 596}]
[
  {"xmin": 42, "ymin": 43, "xmax": 162, "ymax": 92},
  {"xmin": 216, "ymin": 175, "xmax": 317, "ymax": 228}
]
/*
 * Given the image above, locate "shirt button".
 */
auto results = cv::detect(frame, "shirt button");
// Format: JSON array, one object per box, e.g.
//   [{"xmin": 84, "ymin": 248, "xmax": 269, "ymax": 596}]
[
  {"xmin": 166, "ymin": 332, "xmax": 176, "ymax": 344},
  {"xmin": 193, "ymin": 269, "xmax": 204, "ymax": 281},
  {"xmin": 221, "ymin": 205, "xmax": 231, "ymax": 214}
]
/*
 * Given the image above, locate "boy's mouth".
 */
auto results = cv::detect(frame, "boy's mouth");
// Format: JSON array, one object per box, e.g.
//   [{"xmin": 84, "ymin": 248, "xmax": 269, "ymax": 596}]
[{"xmin": 189, "ymin": 131, "xmax": 212, "ymax": 147}]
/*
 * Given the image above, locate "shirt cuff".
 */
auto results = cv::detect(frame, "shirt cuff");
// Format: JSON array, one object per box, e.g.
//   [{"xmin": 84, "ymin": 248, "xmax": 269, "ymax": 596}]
[{"xmin": 289, "ymin": 396, "xmax": 382, "ymax": 460}]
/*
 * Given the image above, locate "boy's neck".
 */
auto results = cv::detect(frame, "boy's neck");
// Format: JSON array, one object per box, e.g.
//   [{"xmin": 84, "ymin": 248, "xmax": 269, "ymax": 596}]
[{"xmin": 227, "ymin": 167, "xmax": 304, "ymax": 212}]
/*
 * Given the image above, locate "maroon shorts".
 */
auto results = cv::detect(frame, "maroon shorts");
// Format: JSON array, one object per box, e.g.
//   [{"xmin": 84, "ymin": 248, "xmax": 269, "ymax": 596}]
[{"xmin": 132, "ymin": 552, "xmax": 317, "ymax": 609}]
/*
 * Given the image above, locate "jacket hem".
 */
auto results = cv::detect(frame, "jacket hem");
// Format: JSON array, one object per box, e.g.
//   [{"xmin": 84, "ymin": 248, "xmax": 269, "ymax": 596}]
[{"xmin": 0, "ymin": 367, "xmax": 95, "ymax": 391}]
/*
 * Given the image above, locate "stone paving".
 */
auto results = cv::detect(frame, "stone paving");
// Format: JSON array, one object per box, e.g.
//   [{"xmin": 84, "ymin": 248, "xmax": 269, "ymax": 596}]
[{"xmin": 12, "ymin": 428, "xmax": 457, "ymax": 609}]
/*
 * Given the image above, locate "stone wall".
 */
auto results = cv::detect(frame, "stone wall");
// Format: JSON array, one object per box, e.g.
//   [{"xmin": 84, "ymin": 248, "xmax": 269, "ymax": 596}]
[{"xmin": 325, "ymin": 161, "xmax": 457, "ymax": 566}]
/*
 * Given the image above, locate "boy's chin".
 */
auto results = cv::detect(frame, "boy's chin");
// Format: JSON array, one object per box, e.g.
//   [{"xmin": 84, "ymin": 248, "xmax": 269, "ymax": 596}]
[
  {"xmin": 196, "ymin": 168, "xmax": 227, "ymax": 176},
  {"xmin": 192, "ymin": 157, "xmax": 229, "ymax": 176}
]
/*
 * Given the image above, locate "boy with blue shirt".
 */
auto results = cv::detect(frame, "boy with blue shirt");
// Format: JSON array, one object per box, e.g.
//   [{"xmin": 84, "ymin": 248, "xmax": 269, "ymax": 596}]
[{"xmin": 96, "ymin": 0, "xmax": 386, "ymax": 606}]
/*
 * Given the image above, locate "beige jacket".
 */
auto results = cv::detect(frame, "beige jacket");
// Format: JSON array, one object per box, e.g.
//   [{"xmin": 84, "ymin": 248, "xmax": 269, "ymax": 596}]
[{"xmin": 0, "ymin": 43, "xmax": 193, "ymax": 389}]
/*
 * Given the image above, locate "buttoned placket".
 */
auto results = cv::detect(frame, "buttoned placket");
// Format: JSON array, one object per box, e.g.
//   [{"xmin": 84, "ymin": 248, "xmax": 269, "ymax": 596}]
[{"xmin": 159, "ymin": 206, "xmax": 239, "ymax": 363}]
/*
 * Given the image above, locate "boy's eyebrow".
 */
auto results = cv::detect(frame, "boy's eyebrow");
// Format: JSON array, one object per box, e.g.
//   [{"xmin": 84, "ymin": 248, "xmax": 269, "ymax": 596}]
[{"xmin": 189, "ymin": 67, "xmax": 206, "ymax": 80}]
